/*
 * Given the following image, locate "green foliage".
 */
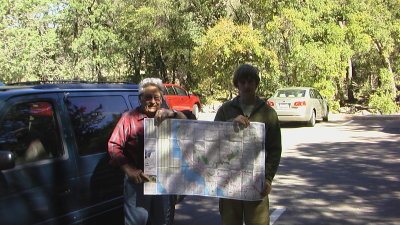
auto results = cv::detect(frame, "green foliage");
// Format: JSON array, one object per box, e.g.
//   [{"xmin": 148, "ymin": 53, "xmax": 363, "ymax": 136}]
[
  {"xmin": 0, "ymin": 0, "xmax": 62, "ymax": 82},
  {"xmin": 368, "ymin": 93, "xmax": 399, "ymax": 115},
  {"xmin": 0, "ymin": 0, "xmax": 399, "ymax": 112},
  {"xmin": 368, "ymin": 69, "xmax": 399, "ymax": 114},
  {"xmin": 261, "ymin": 3, "xmax": 350, "ymax": 106},
  {"xmin": 376, "ymin": 68, "xmax": 397, "ymax": 99},
  {"xmin": 192, "ymin": 18, "xmax": 277, "ymax": 100}
]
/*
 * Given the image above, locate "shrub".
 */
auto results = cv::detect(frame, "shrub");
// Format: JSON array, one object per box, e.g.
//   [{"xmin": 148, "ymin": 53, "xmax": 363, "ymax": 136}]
[{"xmin": 368, "ymin": 93, "xmax": 399, "ymax": 114}]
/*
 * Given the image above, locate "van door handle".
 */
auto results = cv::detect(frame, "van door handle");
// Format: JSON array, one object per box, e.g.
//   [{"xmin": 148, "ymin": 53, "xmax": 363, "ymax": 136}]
[{"xmin": 58, "ymin": 188, "xmax": 71, "ymax": 196}]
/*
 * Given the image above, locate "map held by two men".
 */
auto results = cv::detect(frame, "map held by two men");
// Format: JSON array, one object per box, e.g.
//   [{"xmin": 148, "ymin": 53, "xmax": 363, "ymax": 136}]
[{"xmin": 143, "ymin": 118, "xmax": 266, "ymax": 201}]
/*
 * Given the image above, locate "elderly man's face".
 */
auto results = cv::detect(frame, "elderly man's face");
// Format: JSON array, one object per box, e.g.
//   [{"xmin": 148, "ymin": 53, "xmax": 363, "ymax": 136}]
[{"xmin": 140, "ymin": 85, "xmax": 162, "ymax": 117}]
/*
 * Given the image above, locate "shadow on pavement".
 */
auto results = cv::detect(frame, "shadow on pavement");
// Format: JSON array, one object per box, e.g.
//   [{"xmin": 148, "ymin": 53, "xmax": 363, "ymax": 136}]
[
  {"xmin": 273, "ymin": 138, "xmax": 400, "ymax": 225},
  {"xmin": 174, "ymin": 196, "xmax": 221, "ymax": 225}
]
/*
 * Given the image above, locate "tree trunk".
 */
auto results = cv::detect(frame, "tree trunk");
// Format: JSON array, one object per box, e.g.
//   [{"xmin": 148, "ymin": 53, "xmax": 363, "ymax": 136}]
[
  {"xmin": 172, "ymin": 54, "xmax": 177, "ymax": 84},
  {"xmin": 97, "ymin": 63, "xmax": 104, "ymax": 81},
  {"xmin": 130, "ymin": 48, "xmax": 143, "ymax": 83},
  {"xmin": 373, "ymin": 40, "xmax": 397, "ymax": 98},
  {"xmin": 335, "ymin": 78, "xmax": 346, "ymax": 106},
  {"xmin": 339, "ymin": 20, "xmax": 355, "ymax": 103},
  {"xmin": 384, "ymin": 56, "xmax": 397, "ymax": 97},
  {"xmin": 347, "ymin": 57, "xmax": 355, "ymax": 103}
]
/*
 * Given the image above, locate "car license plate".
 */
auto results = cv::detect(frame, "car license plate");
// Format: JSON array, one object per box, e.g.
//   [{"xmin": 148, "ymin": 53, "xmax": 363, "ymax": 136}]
[{"xmin": 279, "ymin": 103, "xmax": 290, "ymax": 109}]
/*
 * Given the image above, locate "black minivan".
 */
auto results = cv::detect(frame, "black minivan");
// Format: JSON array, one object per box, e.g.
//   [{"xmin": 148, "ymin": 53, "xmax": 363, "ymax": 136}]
[{"xmin": 0, "ymin": 82, "xmax": 173, "ymax": 224}]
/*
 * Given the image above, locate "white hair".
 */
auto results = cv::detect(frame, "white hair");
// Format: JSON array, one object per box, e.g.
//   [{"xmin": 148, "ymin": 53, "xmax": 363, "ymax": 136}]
[{"xmin": 138, "ymin": 78, "xmax": 164, "ymax": 94}]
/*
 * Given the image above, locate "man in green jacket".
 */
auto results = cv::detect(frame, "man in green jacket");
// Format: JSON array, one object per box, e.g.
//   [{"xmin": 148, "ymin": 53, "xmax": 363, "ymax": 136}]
[{"xmin": 214, "ymin": 64, "xmax": 282, "ymax": 225}]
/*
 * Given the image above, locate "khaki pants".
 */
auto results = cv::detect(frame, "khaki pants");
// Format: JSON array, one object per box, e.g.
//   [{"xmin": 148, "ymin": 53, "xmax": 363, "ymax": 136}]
[{"xmin": 219, "ymin": 195, "xmax": 270, "ymax": 225}]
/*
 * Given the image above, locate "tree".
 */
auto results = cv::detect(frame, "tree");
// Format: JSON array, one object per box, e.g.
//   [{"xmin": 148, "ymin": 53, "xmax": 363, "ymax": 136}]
[
  {"xmin": 342, "ymin": 0, "xmax": 399, "ymax": 112},
  {"xmin": 0, "ymin": 0, "xmax": 62, "ymax": 83},
  {"xmin": 56, "ymin": 0, "xmax": 125, "ymax": 81},
  {"xmin": 258, "ymin": 2, "xmax": 349, "ymax": 109},
  {"xmin": 192, "ymin": 18, "xmax": 279, "ymax": 100},
  {"xmin": 1, "ymin": 0, "xmax": 398, "ymax": 114}
]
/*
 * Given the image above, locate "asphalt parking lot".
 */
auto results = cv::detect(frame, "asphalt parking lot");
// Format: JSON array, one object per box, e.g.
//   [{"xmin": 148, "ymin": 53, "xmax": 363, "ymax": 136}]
[{"xmin": 173, "ymin": 113, "xmax": 400, "ymax": 225}]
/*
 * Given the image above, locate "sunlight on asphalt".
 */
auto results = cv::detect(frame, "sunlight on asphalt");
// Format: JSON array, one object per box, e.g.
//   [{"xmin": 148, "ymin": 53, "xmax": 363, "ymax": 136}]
[{"xmin": 270, "ymin": 207, "xmax": 287, "ymax": 225}]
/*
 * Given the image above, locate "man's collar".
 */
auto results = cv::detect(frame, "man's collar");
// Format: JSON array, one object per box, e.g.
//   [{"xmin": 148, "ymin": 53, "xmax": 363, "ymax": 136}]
[{"xmin": 134, "ymin": 107, "xmax": 148, "ymax": 121}]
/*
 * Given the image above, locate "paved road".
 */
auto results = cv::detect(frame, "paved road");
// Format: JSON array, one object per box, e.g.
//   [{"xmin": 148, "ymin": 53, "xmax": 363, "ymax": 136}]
[{"xmin": 173, "ymin": 114, "xmax": 400, "ymax": 225}]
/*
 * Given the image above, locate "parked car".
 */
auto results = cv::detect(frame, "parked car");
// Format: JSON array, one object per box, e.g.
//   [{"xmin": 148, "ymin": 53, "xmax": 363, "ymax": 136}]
[
  {"xmin": 163, "ymin": 84, "xmax": 202, "ymax": 118},
  {"xmin": 267, "ymin": 87, "xmax": 329, "ymax": 127},
  {"xmin": 0, "ymin": 82, "xmax": 175, "ymax": 224}
]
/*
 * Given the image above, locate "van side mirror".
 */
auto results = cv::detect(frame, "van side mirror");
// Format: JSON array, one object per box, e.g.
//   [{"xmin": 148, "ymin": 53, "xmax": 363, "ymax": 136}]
[{"xmin": 0, "ymin": 151, "xmax": 16, "ymax": 170}]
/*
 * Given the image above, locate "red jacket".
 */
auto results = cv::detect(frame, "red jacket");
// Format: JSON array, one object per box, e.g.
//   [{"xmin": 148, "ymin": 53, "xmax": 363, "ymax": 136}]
[{"xmin": 108, "ymin": 108, "xmax": 147, "ymax": 170}]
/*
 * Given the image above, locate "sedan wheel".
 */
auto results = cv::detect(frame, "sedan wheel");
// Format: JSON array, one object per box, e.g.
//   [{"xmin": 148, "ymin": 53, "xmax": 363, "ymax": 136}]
[
  {"xmin": 307, "ymin": 110, "xmax": 316, "ymax": 127},
  {"xmin": 323, "ymin": 108, "xmax": 329, "ymax": 122}
]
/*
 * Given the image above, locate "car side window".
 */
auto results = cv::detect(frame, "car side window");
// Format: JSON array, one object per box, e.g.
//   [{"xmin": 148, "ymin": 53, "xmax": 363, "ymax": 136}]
[
  {"xmin": 310, "ymin": 90, "xmax": 316, "ymax": 99},
  {"xmin": 315, "ymin": 90, "xmax": 322, "ymax": 99},
  {"xmin": 0, "ymin": 101, "xmax": 63, "ymax": 164},
  {"xmin": 174, "ymin": 86, "xmax": 187, "ymax": 96},
  {"xmin": 161, "ymin": 97, "xmax": 170, "ymax": 109},
  {"xmin": 65, "ymin": 96, "xmax": 128, "ymax": 156},
  {"xmin": 165, "ymin": 86, "xmax": 175, "ymax": 95}
]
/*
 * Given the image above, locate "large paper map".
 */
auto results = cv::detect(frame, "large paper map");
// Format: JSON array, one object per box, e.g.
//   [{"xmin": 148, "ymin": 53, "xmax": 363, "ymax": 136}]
[{"xmin": 143, "ymin": 118, "xmax": 265, "ymax": 201}]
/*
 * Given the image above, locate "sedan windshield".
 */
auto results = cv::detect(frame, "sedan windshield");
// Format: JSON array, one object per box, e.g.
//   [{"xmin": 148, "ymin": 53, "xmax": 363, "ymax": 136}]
[{"xmin": 276, "ymin": 90, "xmax": 306, "ymax": 98}]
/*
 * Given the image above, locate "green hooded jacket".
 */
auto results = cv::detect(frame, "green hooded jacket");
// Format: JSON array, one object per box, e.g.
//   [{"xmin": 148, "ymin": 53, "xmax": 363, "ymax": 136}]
[{"xmin": 214, "ymin": 96, "xmax": 282, "ymax": 183}]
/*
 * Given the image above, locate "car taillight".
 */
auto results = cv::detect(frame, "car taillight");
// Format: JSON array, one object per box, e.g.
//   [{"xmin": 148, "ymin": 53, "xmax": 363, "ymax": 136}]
[
  {"xmin": 294, "ymin": 101, "xmax": 306, "ymax": 106},
  {"xmin": 267, "ymin": 101, "xmax": 275, "ymax": 106}
]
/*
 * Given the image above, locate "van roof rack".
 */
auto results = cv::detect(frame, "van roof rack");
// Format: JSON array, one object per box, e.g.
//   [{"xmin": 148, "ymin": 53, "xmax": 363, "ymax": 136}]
[
  {"xmin": 7, "ymin": 80, "xmax": 134, "ymax": 86},
  {"xmin": 3, "ymin": 80, "xmax": 138, "ymax": 90}
]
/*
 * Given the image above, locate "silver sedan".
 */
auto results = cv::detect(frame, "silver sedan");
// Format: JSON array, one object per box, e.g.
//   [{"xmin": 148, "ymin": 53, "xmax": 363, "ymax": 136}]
[{"xmin": 267, "ymin": 87, "xmax": 329, "ymax": 127}]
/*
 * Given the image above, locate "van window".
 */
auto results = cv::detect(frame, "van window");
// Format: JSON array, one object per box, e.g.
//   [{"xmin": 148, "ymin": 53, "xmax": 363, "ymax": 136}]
[
  {"xmin": 0, "ymin": 101, "xmax": 63, "ymax": 164},
  {"xmin": 129, "ymin": 95, "xmax": 140, "ymax": 109},
  {"xmin": 65, "ymin": 96, "xmax": 128, "ymax": 156}
]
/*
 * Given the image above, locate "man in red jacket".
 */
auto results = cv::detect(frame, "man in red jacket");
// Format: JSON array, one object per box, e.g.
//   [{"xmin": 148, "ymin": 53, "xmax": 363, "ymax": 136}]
[{"xmin": 108, "ymin": 78, "xmax": 186, "ymax": 225}]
